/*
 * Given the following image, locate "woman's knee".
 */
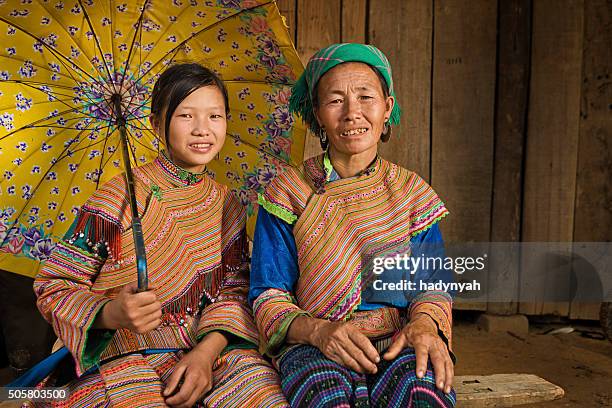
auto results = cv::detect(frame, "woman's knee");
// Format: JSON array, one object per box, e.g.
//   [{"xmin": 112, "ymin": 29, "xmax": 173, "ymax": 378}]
[
  {"xmin": 371, "ymin": 349, "xmax": 456, "ymax": 407},
  {"xmin": 279, "ymin": 346, "xmax": 358, "ymax": 406}
]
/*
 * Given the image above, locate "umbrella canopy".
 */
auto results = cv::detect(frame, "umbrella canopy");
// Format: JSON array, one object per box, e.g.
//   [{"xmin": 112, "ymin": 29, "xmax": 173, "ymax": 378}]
[{"xmin": 0, "ymin": 0, "xmax": 305, "ymax": 278}]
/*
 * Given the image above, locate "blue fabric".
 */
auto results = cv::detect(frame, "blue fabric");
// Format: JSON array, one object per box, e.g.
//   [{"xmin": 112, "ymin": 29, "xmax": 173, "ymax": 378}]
[
  {"xmin": 8, "ymin": 346, "xmax": 184, "ymax": 387},
  {"xmin": 7, "ymin": 347, "xmax": 71, "ymax": 387},
  {"xmin": 249, "ymin": 209, "xmax": 299, "ymax": 305},
  {"xmin": 249, "ymin": 159, "xmax": 453, "ymax": 308},
  {"xmin": 249, "ymin": 208, "xmax": 451, "ymax": 309}
]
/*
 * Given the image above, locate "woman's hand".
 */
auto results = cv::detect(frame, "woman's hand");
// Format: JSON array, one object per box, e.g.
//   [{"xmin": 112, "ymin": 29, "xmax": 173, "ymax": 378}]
[
  {"xmin": 289, "ymin": 316, "xmax": 380, "ymax": 374},
  {"xmin": 383, "ymin": 313, "xmax": 453, "ymax": 394},
  {"xmin": 163, "ymin": 332, "xmax": 227, "ymax": 407},
  {"xmin": 95, "ymin": 282, "xmax": 162, "ymax": 333}
]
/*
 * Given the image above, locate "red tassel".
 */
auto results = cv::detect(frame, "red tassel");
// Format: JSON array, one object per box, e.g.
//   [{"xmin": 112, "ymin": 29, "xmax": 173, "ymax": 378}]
[
  {"xmin": 160, "ymin": 273, "xmax": 212, "ymax": 326},
  {"xmin": 72, "ymin": 210, "xmax": 122, "ymax": 259}
]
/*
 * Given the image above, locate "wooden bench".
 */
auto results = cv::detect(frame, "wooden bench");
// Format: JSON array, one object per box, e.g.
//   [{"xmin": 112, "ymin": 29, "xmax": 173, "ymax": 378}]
[{"xmin": 455, "ymin": 374, "xmax": 564, "ymax": 407}]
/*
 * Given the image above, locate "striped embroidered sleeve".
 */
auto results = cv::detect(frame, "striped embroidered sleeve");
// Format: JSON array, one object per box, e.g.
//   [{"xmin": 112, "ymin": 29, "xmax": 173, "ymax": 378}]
[
  {"xmin": 34, "ymin": 218, "xmax": 114, "ymax": 376},
  {"xmin": 408, "ymin": 291, "xmax": 455, "ymax": 363},
  {"xmin": 252, "ymin": 288, "xmax": 311, "ymax": 357}
]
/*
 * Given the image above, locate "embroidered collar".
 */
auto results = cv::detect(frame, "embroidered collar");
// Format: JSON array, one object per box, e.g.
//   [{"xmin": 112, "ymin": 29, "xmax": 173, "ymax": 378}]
[
  {"xmin": 323, "ymin": 150, "xmax": 381, "ymax": 182},
  {"xmin": 156, "ymin": 150, "xmax": 207, "ymax": 186}
]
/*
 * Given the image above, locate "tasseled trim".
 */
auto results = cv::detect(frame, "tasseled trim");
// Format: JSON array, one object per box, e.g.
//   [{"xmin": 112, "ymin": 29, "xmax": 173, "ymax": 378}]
[
  {"xmin": 159, "ymin": 272, "xmax": 213, "ymax": 327},
  {"xmin": 72, "ymin": 209, "xmax": 122, "ymax": 260}
]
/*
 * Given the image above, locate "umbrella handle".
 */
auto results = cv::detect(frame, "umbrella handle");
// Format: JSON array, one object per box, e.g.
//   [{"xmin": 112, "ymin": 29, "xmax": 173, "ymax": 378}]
[
  {"xmin": 112, "ymin": 93, "xmax": 149, "ymax": 291},
  {"xmin": 132, "ymin": 217, "xmax": 148, "ymax": 291}
]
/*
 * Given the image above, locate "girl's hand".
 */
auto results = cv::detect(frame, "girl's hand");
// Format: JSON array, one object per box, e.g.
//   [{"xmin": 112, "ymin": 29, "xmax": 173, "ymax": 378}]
[
  {"xmin": 163, "ymin": 331, "xmax": 228, "ymax": 407},
  {"xmin": 96, "ymin": 282, "xmax": 162, "ymax": 333}
]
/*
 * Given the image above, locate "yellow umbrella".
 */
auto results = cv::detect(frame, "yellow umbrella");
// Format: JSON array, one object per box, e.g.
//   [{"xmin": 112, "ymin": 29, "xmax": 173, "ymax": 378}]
[{"xmin": 0, "ymin": 0, "xmax": 305, "ymax": 283}]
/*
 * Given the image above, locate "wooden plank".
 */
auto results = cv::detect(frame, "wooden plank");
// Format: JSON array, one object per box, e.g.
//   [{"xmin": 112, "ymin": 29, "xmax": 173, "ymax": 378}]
[
  {"xmin": 276, "ymin": 0, "xmax": 297, "ymax": 44},
  {"xmin": 430, "ymin": 0, "xmax": 497, "ymax": 310},
  {"xmin": 341, "ymin": 0, "xmax": 366, "ymax": 43},
  {"xmin": 369, "ymin": 0, "xmax": 433, "ymax": 182},
  {"xmin": 455, "ymin": 374, "xmax": 565, "ymax": 407},
  {"xmin": 570, "ymin": 0, "xmax": 611, "ymax": 320},
  {"xmin": 296, "ymin": 0, "xmax": 341, "ymax": 159},
  {"xmin": 487, "ymin": 0, "xmax": 531, "ymax": 316},
  {"xmin": 519, "ymin": 0, "xmax": 584, "ymax": 316}
]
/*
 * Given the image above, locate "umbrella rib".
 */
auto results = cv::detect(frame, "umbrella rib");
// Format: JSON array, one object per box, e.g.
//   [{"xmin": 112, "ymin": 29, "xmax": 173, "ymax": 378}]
[
  {"xmin": 0, "ymin": 105, "xmax": 95, "ymax": 142},
  {"xmin": 0, "ymin": 80, "xmax": 78, "ymax": 100},
  {"xmin": 124, "ymin": 114, "xmax": 160, "ymax": 153},
  {"xmin": 9, "ymin": 74, "xmax": 116, "ymax": 114},
  {"xmin": 77, "ymin": 0, "xmax": 115, "ymax": 85},
  {"xmin": 0, "ymin": 79, "xmax": 75, "ymax": 91},
  {"xmin": 0, "ymin": 16, "xmax": 100, "ymax": 85},
  {"xmin": 50, "ymin": 130, "xmax": 107, "ymax": 246},
  {"xmin": 0, "ymin": 93, "xmax": 75, "ymax": 112},
  {"xmin": 0, "ymin": 123, "xmax": 97, "ymax": 248},
  {"xmin": 123, "ymin": 127, "xmax": 140, "ymax": 167},
  {"xmin": 123, "ymin": 125, "xmax": 157, "ymax": 155},
  {"xmin": 34, "ymin": 0, "xmax": 102, "ymax": 79},
  {"xmin": 121, "ymin": 84, "xmax": 154, "ymax": 117},
  {"xmin": 127, "ymin": 113, "xmax": 156, "ymax": 134},
  {"xmin": 96, "ymin": 122, "xmax": 115, "ymax": 190},
  {"xmin": 223, "ymin": 79, "xmax": 296, "ymax": 86},
  {"xmin": 118, "ymin": 0, "xmax": 149, "ymax": 92},
  {"xmin": 99, "ymin": 135, "xmax": 123, "ymax": 172},
  {"xmin": 134, "ymin": 2, "xmax": 205, "ymax": 76},
  {"xmin": 0, "ymin": 55, "xmax": 80, "ymax": 86},
  {"xmin": 118, "ymin": 87, "xmax": 151, "ymax": 126},
  {"xmin": 2, "ymin": 81, "xmax": 104, "ymax": 123},
  {"xmin": 1, "ymin": 120, "xmax": 96, "ymax": 182},
  {"xmin": 127, "ymin": 124, "xmax": 154, "ymax": 132},
  {"xmin": 56, "ymin": 128, "xmax": 113, "ymax": 159},
  {"xmin": 224, "ymin": 131, "xmax": 297, "ymax": 166},
  {"xmin": 132, "ymin": 1, "xmax": 276, "ymax": 86}
]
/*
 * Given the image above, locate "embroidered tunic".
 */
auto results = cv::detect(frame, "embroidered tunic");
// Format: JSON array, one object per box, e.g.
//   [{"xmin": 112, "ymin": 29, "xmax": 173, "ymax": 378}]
[
  {"xmin": 250, "ymin": 152, "xmax": 454, "ymax": 360},
  {"xmin": 33, "ymin": 153, "xmax": 287, "ymax": 407}
]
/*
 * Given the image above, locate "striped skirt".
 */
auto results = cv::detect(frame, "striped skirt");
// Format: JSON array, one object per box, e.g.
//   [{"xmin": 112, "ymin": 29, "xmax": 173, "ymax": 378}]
[
  {"xmin": 28, "ymin": 348, "xmax": 288, "ymax": 408},
  {"xmin": 278, "ymin": 345, "xmax": 456, "ymax": 408}
]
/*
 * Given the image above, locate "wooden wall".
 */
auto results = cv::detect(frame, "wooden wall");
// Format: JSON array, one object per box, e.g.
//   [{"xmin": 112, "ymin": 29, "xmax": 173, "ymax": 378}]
[{"xmin": 276, "ymin": 0, "xmax": 612, "ymax": 319}]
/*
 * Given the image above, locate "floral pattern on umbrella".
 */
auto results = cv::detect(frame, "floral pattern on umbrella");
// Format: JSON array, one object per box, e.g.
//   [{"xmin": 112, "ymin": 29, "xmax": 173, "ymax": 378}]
[{"xmin": 0, "ymin": 0, "xmax": 305, "ymax": 277}]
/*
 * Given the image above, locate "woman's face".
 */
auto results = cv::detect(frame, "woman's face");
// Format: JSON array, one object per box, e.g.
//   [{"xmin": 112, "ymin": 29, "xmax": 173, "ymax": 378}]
[
  {"xmin": 314, "ymin": 62, "xmax": 394, "ymax": 158},
  {"xmin": 152, "ymin": 85, "xmax": 227, "ymax": 173}
]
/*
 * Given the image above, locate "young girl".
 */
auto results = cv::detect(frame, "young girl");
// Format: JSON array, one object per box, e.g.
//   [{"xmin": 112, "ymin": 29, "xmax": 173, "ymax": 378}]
[{"xmin": 32, "ymin": 63, "xmax": 288, "ymax": 407}]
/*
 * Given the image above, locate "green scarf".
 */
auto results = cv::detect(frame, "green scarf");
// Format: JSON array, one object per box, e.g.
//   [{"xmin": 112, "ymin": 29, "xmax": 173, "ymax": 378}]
[{"xmin": 289, "ymin": 43, "xmax": 402, "ymax": 136}]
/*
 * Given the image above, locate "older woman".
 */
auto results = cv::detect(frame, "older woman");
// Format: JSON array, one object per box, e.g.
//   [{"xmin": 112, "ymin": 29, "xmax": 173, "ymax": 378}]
[{"xmin": 250, "ymin": 43, "xmax": 456, "ymax": 407}]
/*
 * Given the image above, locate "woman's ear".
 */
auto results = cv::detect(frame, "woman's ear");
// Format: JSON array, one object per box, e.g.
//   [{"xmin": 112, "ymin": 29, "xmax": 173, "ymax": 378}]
[{"xmin": 385, "ymin": 96, "xmax": 395, "ymax": 118}]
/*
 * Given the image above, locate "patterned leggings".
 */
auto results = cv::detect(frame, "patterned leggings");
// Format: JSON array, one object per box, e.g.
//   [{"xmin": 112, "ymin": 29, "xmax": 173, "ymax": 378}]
[{"xmin": 278, "ymin": 345, "xmax": 456, "ymax": 408}]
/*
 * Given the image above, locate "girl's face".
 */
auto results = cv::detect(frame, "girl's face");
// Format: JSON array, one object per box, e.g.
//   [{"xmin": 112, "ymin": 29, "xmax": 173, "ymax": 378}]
[{"xmin": 152, "ymin": 85, "xmax": 227, "ymax": 173}]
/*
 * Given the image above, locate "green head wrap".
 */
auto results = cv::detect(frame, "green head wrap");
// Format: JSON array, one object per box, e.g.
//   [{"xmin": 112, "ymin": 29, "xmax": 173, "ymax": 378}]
[{"xmin": 289, "ymin": 43, "xmax": 402, "ymax": 137}]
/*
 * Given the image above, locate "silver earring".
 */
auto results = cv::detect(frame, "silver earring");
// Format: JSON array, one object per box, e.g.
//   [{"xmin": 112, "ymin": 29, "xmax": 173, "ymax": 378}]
[
  {"xmin": 381, "ymin": 121, "xmax": 391, "ymax": 142},
  {"xmin": 318, "ymin": 128, "xmax": 328, "ymax": 150}
]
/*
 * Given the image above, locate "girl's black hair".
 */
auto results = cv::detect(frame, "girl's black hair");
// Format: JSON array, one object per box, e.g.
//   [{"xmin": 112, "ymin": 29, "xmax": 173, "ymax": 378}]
[{"xmin": 150, "ymin": 63, "xmax": 229, "ymax": 148}]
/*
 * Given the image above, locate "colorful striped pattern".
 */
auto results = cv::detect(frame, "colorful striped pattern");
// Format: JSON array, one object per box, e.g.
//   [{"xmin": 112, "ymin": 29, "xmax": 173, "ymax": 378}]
[
  {"xmin": 279, "ymin": 345, "xmax": 456, "ymax": 407},
  {"xmin": 256, "ymin": 154, "xmax": 450, "ymax": 357},
  {"xmin": 30, "ymin": 349, "xmax": 288, "ymax": 407},
  {"xmin": 408, "ymin": 291, "xmax": 454, "ymax": 355},
  {"xmin": 252, "ymin": 288, "xmax": 311, "ymax": 356},
  {"xmin": 34, "ymin": 155, "xmax": 259, "ymax": 377},
  {"xmin": 33, "ymin": 240, "xmax": 112, "ymax": 376}
]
